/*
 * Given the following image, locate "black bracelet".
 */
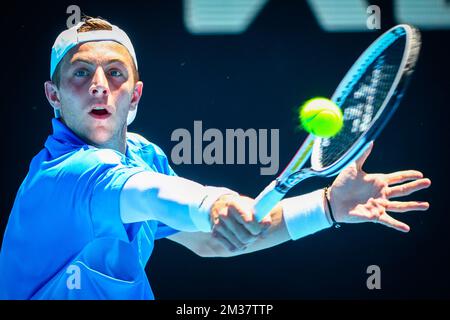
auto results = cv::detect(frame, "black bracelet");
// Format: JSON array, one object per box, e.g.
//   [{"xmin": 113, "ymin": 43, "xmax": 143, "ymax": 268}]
[{"xmin": 324, "ymin": 186, "xmax": 340, "ymax": 228}]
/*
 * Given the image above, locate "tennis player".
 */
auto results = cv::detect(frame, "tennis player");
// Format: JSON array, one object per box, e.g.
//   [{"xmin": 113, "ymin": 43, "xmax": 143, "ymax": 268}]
[{"xmin": 0, "ymin": 18, "xmax": 431, "ymax": 299}]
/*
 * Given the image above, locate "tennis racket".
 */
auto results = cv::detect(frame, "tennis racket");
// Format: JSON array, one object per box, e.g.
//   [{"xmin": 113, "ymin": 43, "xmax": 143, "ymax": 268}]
[{"xmin": 254, "ymin": 24, "xmax": 421, "ymax": 221}]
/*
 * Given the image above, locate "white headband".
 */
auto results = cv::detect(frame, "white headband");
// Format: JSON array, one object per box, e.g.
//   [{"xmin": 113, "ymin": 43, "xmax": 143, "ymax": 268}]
[{"xmin": 50, "ymin": 21, "xmax": 139, "ymax": 125}]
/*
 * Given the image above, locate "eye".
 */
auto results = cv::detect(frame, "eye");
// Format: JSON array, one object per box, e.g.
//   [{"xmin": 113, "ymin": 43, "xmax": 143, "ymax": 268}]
[
  {"xmin": 74, "ymin": 69, "xmax": 90, "ymax": 77},
  {"xmin": 109, "ymin": 69, "xmax": 123, "ymax": 77}
]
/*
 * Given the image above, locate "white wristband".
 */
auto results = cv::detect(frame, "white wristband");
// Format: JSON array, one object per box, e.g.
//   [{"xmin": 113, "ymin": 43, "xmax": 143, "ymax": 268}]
[{"xmin": 281, "ymin": 189, "xmax": 332, "ymax": 240}]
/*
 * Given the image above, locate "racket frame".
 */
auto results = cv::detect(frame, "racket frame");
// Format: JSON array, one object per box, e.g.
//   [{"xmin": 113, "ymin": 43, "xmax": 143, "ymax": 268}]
[{"xmin": 254, "ymin": 24, "xmax": 421, "ymax": 222}]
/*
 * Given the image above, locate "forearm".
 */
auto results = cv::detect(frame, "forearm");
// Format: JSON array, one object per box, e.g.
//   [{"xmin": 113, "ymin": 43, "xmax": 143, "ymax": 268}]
[
  {"xmin": 171, "ymin": 189, "xmax": 332, "ymax": 257},
  {"xmin": 120, "ymin": 171, "xmax": 236, "ymax": 232},
  {"xmin": 216, "ymin": 189, "xmax": 332, "ymax": 257},
  {"xmin": 218, "ymin": 203, "xmax": 290, "ymax": 257}
]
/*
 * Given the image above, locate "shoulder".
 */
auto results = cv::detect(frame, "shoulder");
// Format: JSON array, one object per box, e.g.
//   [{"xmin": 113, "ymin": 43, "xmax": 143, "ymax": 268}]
[
  {"xmin": 73, "ymin": 147, "xmax": 125, "ymax": 167},
  {"xmin": 127, "ymin": 132, "xmax": 169, "ymax": 162},
  {"xmin": 48, "ymin": 148, "xmax": 126, "ymax": 181},
  {"xmin": 127, "ymin": 132, "xmax": 175, "ymax": 176},
  {"xmin": 85, "ymin": 148, "xmax": 124, "ymax": 165},
  {"xmin": 127, "ymin": 132, "xmax": 167, "ymax": 156}
]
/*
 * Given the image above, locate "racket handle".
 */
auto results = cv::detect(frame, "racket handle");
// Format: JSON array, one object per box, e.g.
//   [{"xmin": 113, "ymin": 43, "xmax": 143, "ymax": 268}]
[{"xmin": 253, "ymin": 180, "xmax": 286, "ymax": 222}]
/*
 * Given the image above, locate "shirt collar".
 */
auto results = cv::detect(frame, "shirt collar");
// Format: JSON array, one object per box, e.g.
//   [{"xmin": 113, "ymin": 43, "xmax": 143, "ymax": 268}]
[{"xmin": 45, "ymin": 118, "xmax": 132, "ymax": 158}]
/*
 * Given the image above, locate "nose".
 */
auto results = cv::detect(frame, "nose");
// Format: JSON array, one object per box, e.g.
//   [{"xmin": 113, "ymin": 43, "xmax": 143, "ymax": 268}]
[{"xmin": 89, "ymin": 67, "xmax": 110, "ymax": 98}]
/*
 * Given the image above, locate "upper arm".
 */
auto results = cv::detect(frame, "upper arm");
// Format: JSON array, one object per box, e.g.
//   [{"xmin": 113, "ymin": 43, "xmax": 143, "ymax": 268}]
[
  {"xmin": 65, "ymin": 148, "xmax": 145, "ymax": 240},
  {"xmin": 119, "ymin": 171, "xmax": 201, "ymax": 231},
  {"xmin": 120, "ymin": 171, "xmax": 236, "ymax": 233}
]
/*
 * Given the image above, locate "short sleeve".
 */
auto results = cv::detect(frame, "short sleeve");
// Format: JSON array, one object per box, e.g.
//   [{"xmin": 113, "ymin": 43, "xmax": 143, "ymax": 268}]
[
  {"xmin": 87, "ymin": 150, "xmax": 146, "ymax": 240},
  {"xmin": 126, "ymin": 135, "xmax": 186, "ymax": 238},
  {"xmin": 87, "ymin": 148, "xmax": 182, "ymax": 240},
  {"xmin": 127, "ymin": 132, "xmax": 177, "ymax": 177},
  {"xmin": 151, "ymin": 147, "xmax": 182, "ymax": 239},
  {"xmin": 154, "ymin": 222, "xmax": 180, "ymax": 240}
]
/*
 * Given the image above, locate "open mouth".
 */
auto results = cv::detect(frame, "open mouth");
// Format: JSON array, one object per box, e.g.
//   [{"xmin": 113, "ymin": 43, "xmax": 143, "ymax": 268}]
[
  {"xmin": 89, "ymin": 106, "xmax": 111, "ymax": 119},
  {"xmin": 91, "ymin": 109, "xmax": 109, "ymax": 116}
]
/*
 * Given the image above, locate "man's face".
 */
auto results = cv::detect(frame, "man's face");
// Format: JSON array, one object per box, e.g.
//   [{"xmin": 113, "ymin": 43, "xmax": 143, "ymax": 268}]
[{"xmin": 49, "ymin": 41, "xmax": 142, "ymax": 150}]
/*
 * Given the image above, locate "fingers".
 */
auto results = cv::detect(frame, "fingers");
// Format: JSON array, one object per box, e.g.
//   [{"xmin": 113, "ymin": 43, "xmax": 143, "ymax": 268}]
[
  {"xmin": 376, "ymin": 198, "xmax": 430, "ymax": 231},
  {"xmin": 229, "ymin": 201, "xmax": 271, "ymax": 236},
  {"xmin": 212, "ymin": 206, "xmax": 249, "ymax": 250},
  {"xmin": 386, "ymin": 178, "xmax": 431, "ymax": 198},
  {"xmin": 212, "ymin": 230, "xmax": 238, "ymax": 252},
  {"xmin": 355, "ymin": 141, "xmax": 374, "ymax": 170},
  {"xmin": 213, "ymin": 223, "xmax": 247, "ymax": 251},
  {"xmin": 349, "ymin": 204, "xmax": 410, "ymax": 232},
  {"xmin": 212, "ymin": 198, "xmax": 271, "ymax": 251},
  {"xmin": 377, "ymin": 213, "xmax": 410, "ymax": 233},
  {"xmin": 348, "ymin": 198, "xmax": 415, "ymax": 232},
  {"xmin": 384, "ymin": 200, "xmax": 429, "ymax": 212},
  {"xmin": 383, "ymin": 170, "xmax": 424, "ymax": 185},
  {"xmin": 220, "ymin": 211, "xmax": 258, "ymax": 246}
]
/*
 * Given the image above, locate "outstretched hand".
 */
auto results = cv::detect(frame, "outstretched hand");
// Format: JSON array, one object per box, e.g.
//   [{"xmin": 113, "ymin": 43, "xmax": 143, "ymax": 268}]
[{"xmin": 329, "ymin": 142, "xmax": 431, "ymax": 232}]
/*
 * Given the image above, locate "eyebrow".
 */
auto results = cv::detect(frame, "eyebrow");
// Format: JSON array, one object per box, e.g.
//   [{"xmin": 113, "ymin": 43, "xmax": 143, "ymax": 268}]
[{"xmin": 70, "ymin": 58, "xmax": 128, "ymax": 67}]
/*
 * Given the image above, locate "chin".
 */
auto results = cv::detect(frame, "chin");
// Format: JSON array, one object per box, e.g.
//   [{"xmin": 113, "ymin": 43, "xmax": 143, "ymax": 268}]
[{"xmin": 88, "ymin": 130, "xmax": 114, "ymax": 148}]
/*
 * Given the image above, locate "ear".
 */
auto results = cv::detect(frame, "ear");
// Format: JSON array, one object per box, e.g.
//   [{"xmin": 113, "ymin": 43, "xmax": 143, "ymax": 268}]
[
  {"xmin": 130, "ymin": 81, "xmax": 143, "ymax": 111},
  {"xmin": 44, "ymin": 81, "xmax": 62, "ymax": 113}
]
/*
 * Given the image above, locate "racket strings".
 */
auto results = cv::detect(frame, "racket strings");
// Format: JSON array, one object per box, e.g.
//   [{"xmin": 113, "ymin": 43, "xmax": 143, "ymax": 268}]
[{"xmin": 317, "ymin": 36, "xmax": 406, "ymax": 169}]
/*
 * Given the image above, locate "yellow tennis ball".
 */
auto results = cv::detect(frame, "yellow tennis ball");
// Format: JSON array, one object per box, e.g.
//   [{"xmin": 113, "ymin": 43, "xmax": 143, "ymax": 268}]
[{"xmin": 299, "ymin": 97, "xmax": 343, "ymax": 138}]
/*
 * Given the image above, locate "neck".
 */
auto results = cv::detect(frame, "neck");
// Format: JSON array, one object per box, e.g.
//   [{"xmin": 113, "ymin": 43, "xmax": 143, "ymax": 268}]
[
  {"xmin": 99, "ymin": 126, "xmax": 127, "ymax": 154},
  {"xmin": 96, "ymin": 137, "xmax": 127, "ymax": 154},
  {"xmin": 60, "ymin": 118, "xmax": 128, "ymax": 154}
]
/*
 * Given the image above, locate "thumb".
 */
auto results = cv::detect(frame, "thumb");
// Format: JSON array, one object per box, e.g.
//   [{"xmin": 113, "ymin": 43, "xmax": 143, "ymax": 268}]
[
  {"xmin": 261, "ymin": 214, "xmax": 272, "ymax": 225},
  {"xmin": 355, "ymin": 141, "xmax": 374, "ymax": 171},
  {"xmin": 260, "ymin": 214, "xmax": 272, "ymax": 238}
]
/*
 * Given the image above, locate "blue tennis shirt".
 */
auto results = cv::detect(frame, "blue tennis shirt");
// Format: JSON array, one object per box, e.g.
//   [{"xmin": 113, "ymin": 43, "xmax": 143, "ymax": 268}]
[{"xmin": 0, "ymin": 118, "xmax": 180, "ymax": 299}]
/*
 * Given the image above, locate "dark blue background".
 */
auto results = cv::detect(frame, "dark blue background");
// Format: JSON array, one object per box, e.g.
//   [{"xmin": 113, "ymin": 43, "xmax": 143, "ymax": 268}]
[{"xmin": 1, "ymin": 0, "xmax": 448, "ymax": 299}]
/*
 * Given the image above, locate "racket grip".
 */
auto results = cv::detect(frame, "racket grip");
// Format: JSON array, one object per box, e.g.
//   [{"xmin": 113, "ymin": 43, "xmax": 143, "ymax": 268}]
[{"xmin": 253, "ymin": 180, "xmax": 286, "ymax": 222}]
